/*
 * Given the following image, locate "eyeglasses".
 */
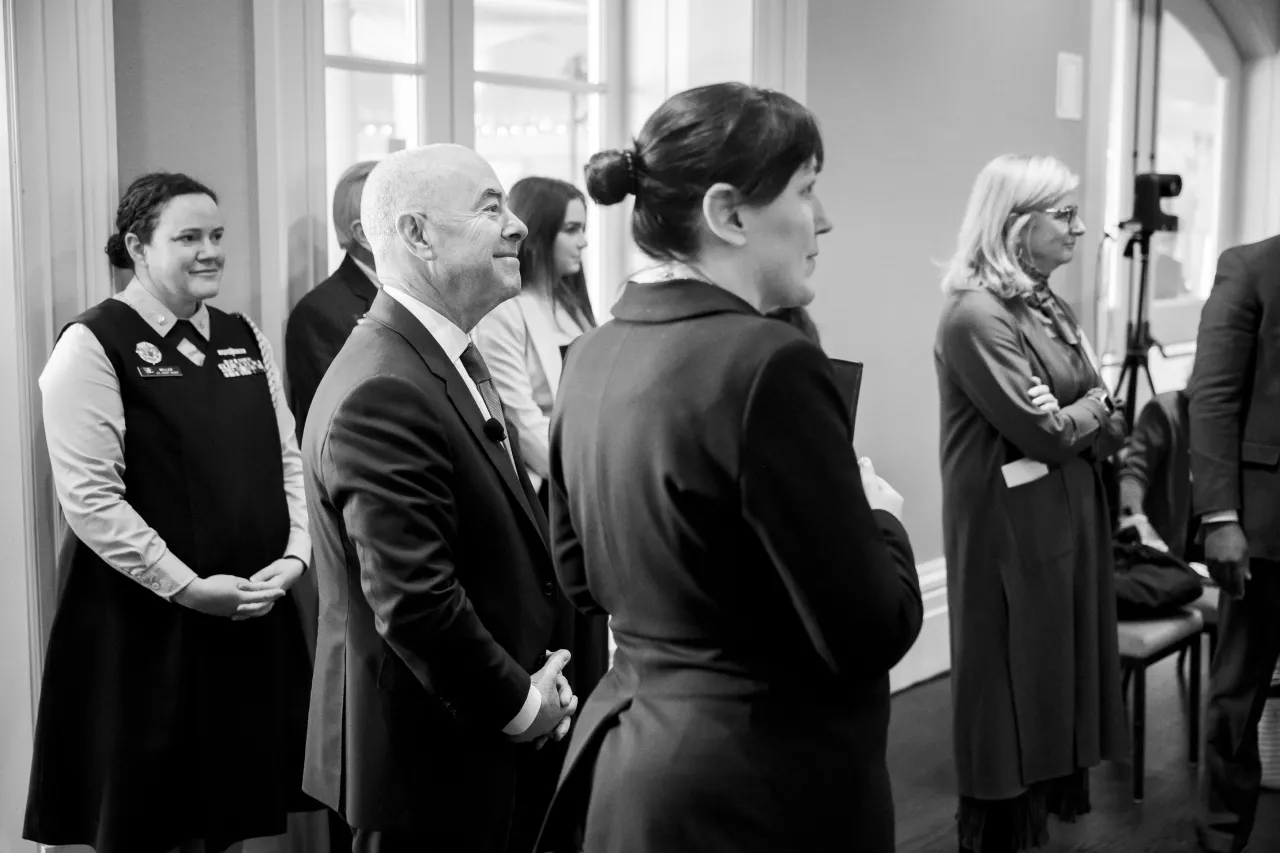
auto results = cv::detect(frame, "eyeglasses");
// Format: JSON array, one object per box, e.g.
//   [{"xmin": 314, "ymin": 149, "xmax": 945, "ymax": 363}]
[
  {"xmin": 1009, "ymin": 205, "xmax": 1081, "ymax": 226},
  {"xmin": 1042, "ymin": 205, "xmax": 1080, "ymax": 225}
]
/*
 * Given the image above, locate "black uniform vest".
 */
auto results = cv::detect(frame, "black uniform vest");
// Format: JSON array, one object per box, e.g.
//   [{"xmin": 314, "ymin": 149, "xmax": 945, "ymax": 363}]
[{"xmin": 81, "ymin": 298, "xmax": 287, "ymax": 575}]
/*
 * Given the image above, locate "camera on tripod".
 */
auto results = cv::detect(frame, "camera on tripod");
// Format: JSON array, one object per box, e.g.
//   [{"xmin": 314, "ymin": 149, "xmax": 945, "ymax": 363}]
[{"xmin": 1126, "ymin": 172, "xmax": 1182, "ymax": 234}]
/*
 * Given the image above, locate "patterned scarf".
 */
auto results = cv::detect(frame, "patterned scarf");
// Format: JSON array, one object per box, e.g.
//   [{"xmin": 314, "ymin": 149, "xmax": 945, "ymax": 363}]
[{"xmin": 1021, "ymin": 268, "xmax": 1079, "ymax": 346}]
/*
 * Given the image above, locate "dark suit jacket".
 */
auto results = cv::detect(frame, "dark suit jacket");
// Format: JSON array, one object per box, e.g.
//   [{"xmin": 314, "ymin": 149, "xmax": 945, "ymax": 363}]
[
  {"xmin": 286, "ymin": 253, "xmax": 378, "ymax": 440},
  {"xmin": 539, "ymin": 280, "xmax": 923, "ymax": 853},
  {"xmin": 300, "ymin": 290, "xmax": 557, "ymax": 846},
  {"xmin": 286, "ymin": 254, "xmax": 379, "ymax": 663},
  {"xmin": 1189, "ymin": 234, "xmax": 1280, "ymax": 561},
  {"xmin": 1118, "ymin": 390, "xmax": 1192, "ymax": 558}
]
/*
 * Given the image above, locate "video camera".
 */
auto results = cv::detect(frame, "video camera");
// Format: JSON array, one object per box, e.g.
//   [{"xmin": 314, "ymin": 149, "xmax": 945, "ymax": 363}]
[{"xmin": 1126, "ymin": 172, "xmax": 1182, "ymax": 234}]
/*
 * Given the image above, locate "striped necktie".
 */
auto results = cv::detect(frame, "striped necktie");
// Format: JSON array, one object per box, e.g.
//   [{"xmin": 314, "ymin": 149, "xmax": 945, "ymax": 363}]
[{"xmin": 458, "ymin": 343, "xmax": 518, "ymax": 474}]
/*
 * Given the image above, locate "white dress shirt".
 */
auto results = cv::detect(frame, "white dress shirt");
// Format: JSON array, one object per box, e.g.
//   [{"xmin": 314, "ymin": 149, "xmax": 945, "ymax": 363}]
[
  {"xmin": 473, "ymin": 290, "xmax": 585, "ymax": 487},
  {"xmin": 383, "ymin": 284, "xmax": 542, "ymax": 737},
  {"xmin": 40, "ymin": 278, "xmax": 310, "ymax": 599}
]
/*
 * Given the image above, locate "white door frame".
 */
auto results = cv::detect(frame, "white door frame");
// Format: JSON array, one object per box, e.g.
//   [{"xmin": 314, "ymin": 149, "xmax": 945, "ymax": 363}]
[{"xmin": 2, "ymin": 0, "xmax": 119, "ymax": 849}]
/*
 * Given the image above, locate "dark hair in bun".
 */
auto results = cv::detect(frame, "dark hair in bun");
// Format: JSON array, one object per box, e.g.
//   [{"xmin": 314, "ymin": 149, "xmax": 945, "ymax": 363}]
[
  {"xmin": 105, "ymin": 171, "xmax": 218, "ymax": 270},
  {"xmin": 584, "ymin": 149, "xmax": 637, "ymax": 207},
  {"xmin": 585, "ymin": 82, "xmax": 824, "ymax": 263}
]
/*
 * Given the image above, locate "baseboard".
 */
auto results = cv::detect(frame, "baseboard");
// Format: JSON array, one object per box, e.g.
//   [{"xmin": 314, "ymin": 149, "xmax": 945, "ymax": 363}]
[{"xmin": 890, "ymin": 557, "xmax": 951, "ymax": 694}]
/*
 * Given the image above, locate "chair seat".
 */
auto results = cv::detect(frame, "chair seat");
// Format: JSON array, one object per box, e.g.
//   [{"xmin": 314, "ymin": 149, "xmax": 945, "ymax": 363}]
[
  {"xmin": 1187, "ymin": 586, "xmax": 1219, "ymax": 627},
  {"xmin": 1118, "ymin": 608, "xmax": 1204, "ymax": 660}
]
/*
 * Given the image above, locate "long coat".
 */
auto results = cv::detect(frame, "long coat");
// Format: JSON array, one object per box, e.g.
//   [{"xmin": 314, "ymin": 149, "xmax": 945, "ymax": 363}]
[
  {"xmin": 537, "ymin": 280, "xmax": 924, "ymax": 853},
  {"xmin": 934, "ymin": 286, "xmax": 1128, "ymax": 801}
]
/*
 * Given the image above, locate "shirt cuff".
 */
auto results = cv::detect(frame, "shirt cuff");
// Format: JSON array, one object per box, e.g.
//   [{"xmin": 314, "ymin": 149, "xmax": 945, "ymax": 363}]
[
  {"xmin": 284, "ymin": 532, "xmax": 311, "ymax": 569},
  {"xmin": 501, "ymin": 682, "xmax": 541, "ymax": 736},
  {"xmin": 139, "ymin": 550, "xmax": 199, "ymax": 600},
  {"xmin": 1202, "ymin": 510, "xmax": 1239, "ymax": 525}
]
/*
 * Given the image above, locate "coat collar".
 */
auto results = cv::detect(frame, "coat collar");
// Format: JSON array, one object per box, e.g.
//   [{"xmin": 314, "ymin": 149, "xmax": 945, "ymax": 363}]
[
  {"xmin": 363, "ymin": 289, "xmax": 547, "ymax": 546},
  {"xmin": 336, "ymin": 253, "xmax": 379, "ymax": 306},
  {"xmin": 610, "ymin": 278, "xmax": 762, "ymax": 324}
]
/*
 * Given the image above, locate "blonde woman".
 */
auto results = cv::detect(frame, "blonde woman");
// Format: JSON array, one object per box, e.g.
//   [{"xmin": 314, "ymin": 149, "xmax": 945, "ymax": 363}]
[{"xmin": 935, "ymin": 155, "xmax": 1127, "ymax": 852}]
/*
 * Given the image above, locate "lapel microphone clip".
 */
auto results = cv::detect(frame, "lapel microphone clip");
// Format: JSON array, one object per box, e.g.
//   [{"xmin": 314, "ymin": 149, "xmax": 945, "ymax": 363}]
[{"xmin": 483, "ymin": 417, "xmax": 506, "ymax": 443}]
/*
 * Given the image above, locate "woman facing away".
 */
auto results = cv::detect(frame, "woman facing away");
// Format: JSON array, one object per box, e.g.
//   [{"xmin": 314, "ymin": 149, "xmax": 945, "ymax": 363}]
[
  {"xmin": 935, "ymin": 154, "xmax": 1128, "ymax": 853},
  {"xmin": 535, "ymin": 81, "xmax": 924, "ymax": 853}
]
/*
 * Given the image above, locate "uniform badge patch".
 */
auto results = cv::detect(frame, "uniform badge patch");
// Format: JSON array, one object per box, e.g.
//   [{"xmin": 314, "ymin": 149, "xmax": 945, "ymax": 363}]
[
  {"xmin": 217, "ymin": 356, "xmax": 266, "ymax": 378},
  {"xmin": 135, "ymin": 342, "xmax": 162, "ymax": 365}
]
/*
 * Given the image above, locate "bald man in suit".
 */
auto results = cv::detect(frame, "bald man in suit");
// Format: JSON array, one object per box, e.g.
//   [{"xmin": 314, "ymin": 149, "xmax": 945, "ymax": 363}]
[{"xmin": 301, "ymin": 145, "xmax": 579, "ymax": 853}]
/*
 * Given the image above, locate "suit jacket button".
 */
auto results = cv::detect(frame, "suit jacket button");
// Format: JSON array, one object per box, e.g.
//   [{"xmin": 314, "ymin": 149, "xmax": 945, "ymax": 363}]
[{"xmin": 542, "ymin": 582, "xmax": 554, "ymax": 597}]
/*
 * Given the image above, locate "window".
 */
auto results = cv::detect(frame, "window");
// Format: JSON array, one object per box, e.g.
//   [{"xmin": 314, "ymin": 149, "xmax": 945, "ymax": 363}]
[
  {"xmin": 470, "ymin": 0, "xmax": 608, "ymax": 309},
  {"xmin": 323, "ymin": 0, "xmax": 426, "ymax": 270},
  {"xmin": 1098, "ymin": 0, "xmax": 1240, "ymax": 391},
  {"xmin": 320, "ymin": 0, "xmax": 769, "ymax": 313},
  {"xmin": 1150, "ymin": 10, "xmax": 1228, "ymax": 303},
  {"xmin": 323, "ymin": 0, "xmax": 616, "ymax": 308}
]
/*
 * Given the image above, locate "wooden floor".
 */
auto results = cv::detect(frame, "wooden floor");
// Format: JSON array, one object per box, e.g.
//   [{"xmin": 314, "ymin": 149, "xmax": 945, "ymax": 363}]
[{"xmin": 889, "ymin": 652, "xmax": 1280, "ymax": 852}]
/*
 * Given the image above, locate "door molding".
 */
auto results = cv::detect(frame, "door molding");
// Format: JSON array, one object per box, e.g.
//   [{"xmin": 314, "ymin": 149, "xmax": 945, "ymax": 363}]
[
  {"xmin": 1, "ymin": 0, "xmax": 118, "ymax": 849},
  {"xmin": 753, "ymin": 0, "xmax": 809, "ymax": 102},
  {"xmin": 253, "ymin": 0, "xmax": 328, "ymax": 358}
]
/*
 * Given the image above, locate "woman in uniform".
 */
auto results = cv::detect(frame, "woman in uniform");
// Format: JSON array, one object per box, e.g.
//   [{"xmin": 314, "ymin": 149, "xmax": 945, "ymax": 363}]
[{"xmin": 24, "ymin": 172, "xmax": 317, "ymax": 853}]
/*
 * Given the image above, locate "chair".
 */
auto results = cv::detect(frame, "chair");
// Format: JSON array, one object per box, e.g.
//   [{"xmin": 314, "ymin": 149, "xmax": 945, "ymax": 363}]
[{"xmin": 1118, "ymin": 607, "xmax": 1204, "ymax": 801}]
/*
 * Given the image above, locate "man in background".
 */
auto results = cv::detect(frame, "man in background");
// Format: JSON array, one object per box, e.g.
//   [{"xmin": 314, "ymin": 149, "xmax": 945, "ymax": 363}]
[
  {"xmin": 286, "ymin": 159, "xmax": 380, "ymax": 440},
  {"xmin": 1190, "ymin": 233, "xmax": 1280, "ymax": 853},
  {"xmin": 1116, "ymin": 388, "xmax": 1192, "ymax": 557}
]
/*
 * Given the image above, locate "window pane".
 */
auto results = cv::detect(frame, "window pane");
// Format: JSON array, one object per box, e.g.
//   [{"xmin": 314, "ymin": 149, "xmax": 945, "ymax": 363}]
[
  {"xmin": 1152, "ymin": 10, "xmax": 1227, "ymax": 303},
  {"xmin": 325, "ymin": 68, "xmax": 419, "ymax": 269},
  {"xmin": 474, "ymin": 0, "xmax": 594, "ymax": 83},
  {"xmin": 474, "ymin": 82, "xmax": 602, "ymax": 313},
  {"xmin": 325, "ymin": 0, "xmax": 418, "ymax": 64},
  {"xmin": 473, "ymin": 83, "xmax": 594, "ymax": 193}
]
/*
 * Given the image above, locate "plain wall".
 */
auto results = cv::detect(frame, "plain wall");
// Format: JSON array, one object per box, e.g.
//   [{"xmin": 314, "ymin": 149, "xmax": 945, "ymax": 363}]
[
  {"xmin": 805, "ymin": 0, "xmax": 1093, "ymax": 562},
  {"xmin": 114, "ymin": 0, "xmax": 260, "ymax": 319}
]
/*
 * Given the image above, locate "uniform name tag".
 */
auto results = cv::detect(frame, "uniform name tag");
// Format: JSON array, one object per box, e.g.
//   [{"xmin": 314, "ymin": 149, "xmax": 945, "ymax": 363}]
[
  {"xmin": 138, "ymin": 365, "xmax": 183, "ymax": 378},
  {"xmin": 218, "ymin": 356, "xmax": 266, "ymax": 378}
]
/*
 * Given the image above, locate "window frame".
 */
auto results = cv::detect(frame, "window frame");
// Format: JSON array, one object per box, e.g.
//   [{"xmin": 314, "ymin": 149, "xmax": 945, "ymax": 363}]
[
  {"xmin": 1098, "ymin": 0, "xmax": 1242, "ymax": 365},
  {"xmin": 319, "ymin": 0, "xmax": 624, "ymax": 314},
  {"xmin": 261, "ymin": 0, "xmax": 809, "ymax": 337}
]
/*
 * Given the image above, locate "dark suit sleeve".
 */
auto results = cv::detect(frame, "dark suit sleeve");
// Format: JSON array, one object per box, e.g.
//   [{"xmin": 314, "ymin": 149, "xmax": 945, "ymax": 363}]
[
  {"xmin": 740, "ymin": 340, "xmax": 922, "ymax": 677},
  {"xmin": 547, "ymin": 414, "xmax": 605, "ymax": 616},
  {"xmin": 286, "ymin": 300, "xmax": 349, "ymax": 440},
  {"xmin": 1117, "ymin": 398, "xmax": 1169, "ymax": 516},
  {"xmin": 321, "ymin": 373, "xmax": 531, "ymax": 730},
  {"xmin": 939, "ymin": 296, "xmax": 1111, "ymax": 465},
  {"xmin": 1189, "ymin": 248, "xmax": 1259, "ymax": 517}
]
